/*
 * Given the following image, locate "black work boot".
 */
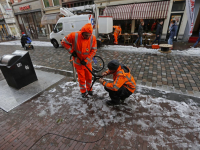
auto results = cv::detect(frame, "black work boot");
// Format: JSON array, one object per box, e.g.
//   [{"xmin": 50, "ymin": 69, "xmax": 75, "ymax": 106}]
[
  {"xmin": 81, "ymin": 92, "xmax": 87, "ymax": 98},
  {"xmin": 88, "ymin": 91, "xmax": 93, "ymax": 96},
  {"xmin": 106, "ymin": 100, "xmax": 120, "ymax": 106}
]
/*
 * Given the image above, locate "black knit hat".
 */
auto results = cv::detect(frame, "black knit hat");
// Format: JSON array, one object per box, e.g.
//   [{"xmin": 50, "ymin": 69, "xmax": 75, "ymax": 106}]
[{"xmin": 107, "ymin": 60, "xmax": 119, "ymax": 70}]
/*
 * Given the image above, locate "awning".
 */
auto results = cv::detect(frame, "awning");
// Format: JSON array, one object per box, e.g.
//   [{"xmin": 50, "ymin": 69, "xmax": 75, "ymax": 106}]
[
  {"xmin": 103, "ymin": 1, "xmax": 170, "ymax": 20},
  {"xmin": 41, "ymin": 13, "xmax": 60, "ymax": 25},
  {"xmin": 131, "ymin": 1, "xmax": 170, "ymax": 19},
  {"xmin": 103, "ymin": 4, "xmax": 134, "ymax": 20}
]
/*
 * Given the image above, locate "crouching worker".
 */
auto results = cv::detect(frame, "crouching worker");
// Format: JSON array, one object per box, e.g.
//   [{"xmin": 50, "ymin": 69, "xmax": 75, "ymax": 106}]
[{"xmin": 99, "ymin": 60, "xmax": 136, "ymax": 106}]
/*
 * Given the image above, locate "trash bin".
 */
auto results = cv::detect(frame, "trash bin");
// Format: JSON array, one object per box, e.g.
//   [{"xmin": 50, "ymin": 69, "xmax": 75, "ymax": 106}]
[{"xmin": 0, "ymin": 50, "xmax": 38, "ymax": 89}]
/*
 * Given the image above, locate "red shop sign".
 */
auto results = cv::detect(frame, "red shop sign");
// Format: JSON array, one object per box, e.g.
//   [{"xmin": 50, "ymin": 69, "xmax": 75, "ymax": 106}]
[{"xmin": 19, "ymin": 5, "xmax": 30, "ymax": 11}]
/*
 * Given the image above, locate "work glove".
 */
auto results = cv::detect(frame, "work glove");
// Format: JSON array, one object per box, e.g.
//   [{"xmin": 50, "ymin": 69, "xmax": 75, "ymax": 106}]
[
  {"xmin": 72, "ymin": 51, "xmax": 77, "ymax": 57},
  {"xmin": 102, "ymin": 72, "xmax": 108, "ymax": 76},
  {"xmin": 81, "ymin": 60, "xmax": 86, "ymax": 65}
]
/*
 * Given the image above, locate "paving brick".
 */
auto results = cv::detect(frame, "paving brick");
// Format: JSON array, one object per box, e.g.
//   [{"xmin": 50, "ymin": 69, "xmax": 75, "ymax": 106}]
[{"xmin": 0, "ymin": 44, "xmax": 200, "ymax": 150}]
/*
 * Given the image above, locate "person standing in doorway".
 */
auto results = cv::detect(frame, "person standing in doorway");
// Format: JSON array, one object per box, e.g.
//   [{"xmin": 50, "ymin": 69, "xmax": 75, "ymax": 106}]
[
  {"xmin": 133, "ymin": 21, "xmax": 144, "ymax": 47},
  {"xmin": 168, "ymin": 20, "xmax": 176, "ymax": 49},
  {"xmin": 61, "ymin": 23, "xmax": 97, "ymax": 98},
  {"xmin": 192, "ymin": 29, "xmax": 200, "ymax": 48},
  {"xmin": 152, "ymin": 20, "xmax": 163, "ymax": 45},
  {"xmin": 113, "ymin": 25, "xmax": 122, "ymax": 44}
]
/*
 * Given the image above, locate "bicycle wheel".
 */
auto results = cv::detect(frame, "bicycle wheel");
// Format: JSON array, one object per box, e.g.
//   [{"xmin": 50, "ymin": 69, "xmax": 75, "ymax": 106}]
[{"xmin": 92, "ymin": 56, "xmax": 104, "ymax": 72}]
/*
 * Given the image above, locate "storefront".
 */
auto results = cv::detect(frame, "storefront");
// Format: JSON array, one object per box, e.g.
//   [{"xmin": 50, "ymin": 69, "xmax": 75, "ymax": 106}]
[
  {"xmin": 1, "ymin": 2, "xmax": 20, "ymax": 38},
  {"xmin": 95, "ymin": 0, "xmax": 192, "ymax": 42},
  {"xmin": 166, "ymin": 0, "xmax": 186, "ymax": 41},
  {"xmin": 103, "ymin": 2, "xmax": 169, "ymax": 34},
  {"xmin": 4, "ymin": 17, "xmax": 20, "ymax": 38},
  {"xmin": 0, "ymin": 19, "xmax": 9, "ymax": 40},
  {"xmin": 95, "ymin": 0, "xmax": 170, "ymax": 39},
  {"xmin": 12, "ymin": 0, "xmax": 46, "ymax": 39}
]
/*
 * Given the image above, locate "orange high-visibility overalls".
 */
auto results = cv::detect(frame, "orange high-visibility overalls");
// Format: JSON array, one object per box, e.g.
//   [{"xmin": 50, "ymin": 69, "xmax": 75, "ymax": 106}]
[
  {"xmin": 113, "ymin": 26, "xmax": 122, "ymax": 44},
  {"xmin": 61, "ymin": 23, "xmax": 97, "ymax": 93},
  {"xmin": 103, "ymin": 65, "xmax": 136, "ymax": 93}
]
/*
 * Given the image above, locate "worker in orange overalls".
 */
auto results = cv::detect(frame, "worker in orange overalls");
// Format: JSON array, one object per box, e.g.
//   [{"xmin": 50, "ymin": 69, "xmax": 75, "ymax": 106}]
[
  {"xmin": 61, "ymin": 23, "xmax": 97, "ymax": 98},
  {"xmin": 113, "ymin": 25, "xmax": 122, "ymax": 44},
  {"xmin": 99, "ymin": 60, "xmax": 136, "ymax": 106}
]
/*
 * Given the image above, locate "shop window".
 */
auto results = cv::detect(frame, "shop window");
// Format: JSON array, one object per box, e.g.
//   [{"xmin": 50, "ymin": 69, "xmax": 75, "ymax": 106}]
[
  {"xmin": 99, "ymin": 8, "xmax": 104, "ymax": 15},
  {"xmin": 43, "ymin": 0, "xmax": 50, "ymax": 8},
  {"xmin": 172, "ymin": 1, "xmax": 185, "ymax": 11},
  {"xmin": 70, "ymin": 4, "xmax": 74, "ymax": 7},
  {"xmin": 17, "ymin": 15, "xmax": 26, "ymax": 34},
  {"xmin": 54, "ymin": 23, "xmax": 62, "ymax": 32},
  {"xmin": 32, "ymin": 12, "xmax": 47, "ymax": 37},
  {"xmin": 10, "ymin": 26, "xmax": 17, "ymax": 36},
  {"xmin": 50, "ymin": 24, "xmax": 56, "ymax": 32},
  {"xmin": 113, "ymin": 20, "xmax": 132, "ymax": 33},
  {"xmin": 166, "ymin": 13, "xmax": 183, "ymax": 39},
  {"xmin": 134, "ymin": 19, "xmax": 164, "ymax": 34},
  {"xmin": 53, "ymin": 0, "xmax": 60, "ymax": 6},
  {"xmin": 81, "ymin": 2, "xmax": 84, "ymax": 6}
]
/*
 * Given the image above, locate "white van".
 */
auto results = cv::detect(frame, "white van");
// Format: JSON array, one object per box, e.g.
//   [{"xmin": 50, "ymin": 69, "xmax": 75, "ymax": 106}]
[{"xmin": 50, "ymin": 14, "xmax": 95, "ymax": 48}]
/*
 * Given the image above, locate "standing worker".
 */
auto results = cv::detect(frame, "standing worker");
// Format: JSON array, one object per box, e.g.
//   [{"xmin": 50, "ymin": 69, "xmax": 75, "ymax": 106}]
[
  {"xmin": 61, "ymin": 23, "xmax": 97, "ymax": 98},
  {"xmin": 113, "ymin": 25, "xmax": 122, "ymax": 44},
  {"xmin": 99, "ymin": 60, "xmax": 136, "ymax": 106},
  {"xmin": 152, "ymin": 20, "xmax": 163, "ymax": 45}
]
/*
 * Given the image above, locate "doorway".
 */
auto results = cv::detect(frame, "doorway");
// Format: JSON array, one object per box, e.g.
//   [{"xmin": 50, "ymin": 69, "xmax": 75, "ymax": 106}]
[{"xmin": 193, "ymin": 8, "xmax": 200, "ymax": 36}]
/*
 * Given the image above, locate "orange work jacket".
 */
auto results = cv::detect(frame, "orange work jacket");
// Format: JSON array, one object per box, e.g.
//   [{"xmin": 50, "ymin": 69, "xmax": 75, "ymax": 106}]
[
  {"xmin": 103, "ymin": 65, "xmax": 136, "ymax": 93},
  {"xmin": 113, "ymin": 26, "xmax": 122, "ymax": 36},
  {"xmin": 61, "ymin": 32, "xmax": 97, "ymax": 69}
]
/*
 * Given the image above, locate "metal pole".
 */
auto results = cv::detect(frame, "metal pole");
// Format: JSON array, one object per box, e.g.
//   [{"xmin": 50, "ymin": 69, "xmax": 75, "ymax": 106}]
[{"xmin": 72, "ymin": 60, "xmax": 77, "ymax": 82}]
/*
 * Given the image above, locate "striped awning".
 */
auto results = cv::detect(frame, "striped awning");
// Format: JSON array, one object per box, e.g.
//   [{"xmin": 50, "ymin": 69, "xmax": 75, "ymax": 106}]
[
  {"xmin": 131, "ymin": 1, "xmax": 170, "ymax": 19},
  {"xmin": 103, "ymin": 1, "xmax": 170, "ymax": 20},
  {"xmin": 103, "ymin": 4, "xmax": 134, "ymax": 20}
]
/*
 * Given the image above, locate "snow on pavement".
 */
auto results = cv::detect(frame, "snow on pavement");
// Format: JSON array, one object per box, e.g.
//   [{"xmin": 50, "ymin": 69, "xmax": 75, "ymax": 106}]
[
  {"xmin": 34, "ymin": 81, "xmax": 200, "ymax": 149},
  {"xmin": 100, "ymin": 45, "xmax": 200, "ymax": 57},
  {"xmin": 1, "ymin": 41, "xmax": 200, "ymax": 57},
  {"xmin": 0, "ymin": 40, "xmax": 52, "ymax": 47}
]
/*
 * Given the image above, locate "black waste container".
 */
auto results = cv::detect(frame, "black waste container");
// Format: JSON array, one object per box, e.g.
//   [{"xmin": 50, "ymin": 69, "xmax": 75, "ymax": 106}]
[{"xmin": 0, "ymin": 50, "xmax": 38, "ymax": 89}]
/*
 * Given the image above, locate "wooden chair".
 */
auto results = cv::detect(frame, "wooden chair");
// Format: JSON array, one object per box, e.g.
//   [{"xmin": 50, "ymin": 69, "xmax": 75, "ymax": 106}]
[
  {"xmin": 146, "ymin": 34, "xmax": 156, "ymax": 45},
  {"xmin": 142, "ymin": 34, "xmax": 146, "ymax": 45},
  {"xmin": 124, "ymin": 33, "xmax": 131, "ymax": 44}
]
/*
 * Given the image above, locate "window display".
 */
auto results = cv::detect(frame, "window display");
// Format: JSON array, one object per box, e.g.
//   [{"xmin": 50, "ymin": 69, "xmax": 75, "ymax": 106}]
[
  {"xmin": 43, "ymin": 0, "xmax": 50, "ymax": 8},
  {"xmin": 53, "ymin": 0, "xmax": 59, "ymax": 6},
  {"xmin": 16, "ymin": 11, "xmax": 46, "ymax": 39}
]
